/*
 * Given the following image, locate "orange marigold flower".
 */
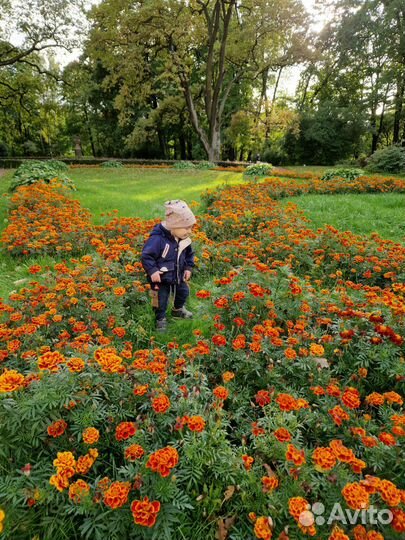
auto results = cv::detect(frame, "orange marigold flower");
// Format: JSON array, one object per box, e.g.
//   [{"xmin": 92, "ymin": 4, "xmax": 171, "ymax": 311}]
[
  {"xmin": 146, "ymin": 446, "xmax": 179, "ymax": 477},
  {"xmin": 131, "ymin": 496, "xmax": 161, "ymax": 527},
  {"xmin": 329, "ymin": 405, "xmax": 350, "ymax": 426},
  {"xmin": 214, "ymin": 296, "xmax": 229, "ymax": 309},
  {"xmin": 38, "ymin": 351, "xmax": 66, "ymax": 372},
  {"xmin": 242, "ymin": 454, "xmax": 254, "ymax": 470},
  {"xmin": 83, "ymin": 427, "xmax": 100, "ymax": 445},
  {"xmin": 250, "ymin": 341, "xmax": 262, "ymax": 353},
  {"xmin": 274, "ymin": 428, "xmax": 292, "ymax": 442},
  {"xmin": 378, "ymin": 479, "xmax": 401, "ymax": 507},
  {"xmin": 378, "ymin": 432, "xmax": 396, "ymax": 446},
  {"xmin": 276, "ymin": 393, "xmax": 298, "ymax": 412},
  {"xmin": 213, "ymin": 386, "xmax": 229, "ymax": 400},
  {"xmin": 196, "ymin": 289, "xmax": 211, "ymax": 299},
  {"xmin": 69, "ymin": 479, "xmax": 90, "ymax": 503},
  {"xmin": 361, "ymin": 436, "xmax": 378, "ymax": 448},
  {"xmin": 151, "ymin": 394, "xmax": 170, "ymax": 414},
  {"xmin": 383, "ymin": 391, "xmax": 403, "ymax": 405},
  {"xmin": 254, "ymin": 516, "xmax": 273, "ymax": 539},
  {"xmin": 67, "ymin": 357, "xmax": 85, "ymax": 373},
  {"xmin": 255, "ymin": 390, "xmax": 271, "ymax": 407},
  {"xmin": 113, "ymin": 287, "xmax": 126, "ymax": 296},
  {"xmin": 365, "ymin": 392, "xmax": 385, "ymax": 406},
  {"xmin": 309, "ymin": 343, "xmax": 324, "ymax": 356},
  {"xmin": 47, "ymin": 420, "xmax": 68, "ymax": 438},
  {"xmin": 115, "ymin": 421, "xmax": 137, "ymax": 441},
  {"xmin": 342, "ymin": 482, "xmax": 370, "ymax": 510},
  {"xmin": 94, "ymin": 349, "xmax": 125, "ymax": 374},
  {"xmin": 353, "ymin": 525, "xmax": 367, "ymax": 540},
  {"xmin": 187, "ymin": 415, "xmax": 206, "ymax": 432},
  {"xmin": 133, "ymin": 384, "xmax": 149, "ymax": 396},
  {"xmin": 341, "ymin": 387, "xmax": 361, "ymax": 409},
  {"xmin": 288, "ymin": 497, "xmax": 309, "ymax": 521},
  {"xmin": 391, "ymin": 507, "xmax": 405, "ymax": 533},
  {"xmin": 350, "ymin": 458, "xmax": 367, "ymax": 474},
  {"xmin": 222, "ymin": 371, "xmax": 235, "ymax": 383},
  {"xmin": 284, "ymin": 347, "xmax": 297, "ymax": 360},
  {"xmin": 53, "ymin": 451, "xmax": 76, "ymax": 473},
  {"xmin": 262, "ymin": 475, "xmax": 279, "ymax": 492},
  {"xmin": 212, "ymin": 334, "xmax": 227, "ymax": 346},
  {"xmin": 232, "ymin": 334, "xmax": 246, "ymax": 350},
  {"xmin": 49, "ymin": 473, "xmax": 70, "ymax": 492},
  {"xmin": 125, "ymin": 444, "xmax": 145, "ymax": 461},
  {"xmin": 103, "ymin": 481, "xmax": 131, "ymax": 509},
  {"xmin": 328, "ymin": 525, "xmax": 350, "ymax": 540},
  {"xmin": 312, "ymin": 447, "xmax": 337, "ymax": 472},
  {"xmin": 329, "ymin": 440, "xmax": 355, "ymax": 463},
  {"xmin": 286, "ymin": 444, "xmax": 306, "ymax": 466}
]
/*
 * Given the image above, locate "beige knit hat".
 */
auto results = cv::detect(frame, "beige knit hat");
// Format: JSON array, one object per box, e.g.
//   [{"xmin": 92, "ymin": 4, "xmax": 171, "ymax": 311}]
[{"xmin": 162, "ymin": 200, "xmax": 196, "ymax": 229}]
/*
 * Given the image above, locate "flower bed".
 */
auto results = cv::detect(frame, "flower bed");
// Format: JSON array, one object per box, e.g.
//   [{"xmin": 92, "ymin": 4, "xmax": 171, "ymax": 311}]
[{"xmin": 0, "ymin": 175, "xmax": 404, "ymax": 539}]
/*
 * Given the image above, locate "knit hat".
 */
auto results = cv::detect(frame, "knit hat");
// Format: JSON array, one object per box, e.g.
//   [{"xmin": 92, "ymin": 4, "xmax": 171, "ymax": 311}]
[{"xmin": 163, "ymin": 200, "xmax": 196, "ymax": 229}]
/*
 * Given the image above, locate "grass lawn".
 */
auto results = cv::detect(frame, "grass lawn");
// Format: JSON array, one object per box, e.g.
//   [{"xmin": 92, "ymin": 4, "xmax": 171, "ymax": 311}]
[
  {"xmin": 280, "ymin": 192, "xmax": 405, "ymax": 244},
  {"xmin": 1, "ymin": 167, "xmax": 404, "ymax": 301}
]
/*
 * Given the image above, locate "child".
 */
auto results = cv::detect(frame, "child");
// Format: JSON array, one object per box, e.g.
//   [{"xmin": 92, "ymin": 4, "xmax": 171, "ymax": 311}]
[{"xmin": 141, "ymin": 200, "xmax": 196, "ymax": 332}]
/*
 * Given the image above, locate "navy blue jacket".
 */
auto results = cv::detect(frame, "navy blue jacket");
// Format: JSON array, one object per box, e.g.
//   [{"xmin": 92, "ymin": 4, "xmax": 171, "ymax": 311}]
[{"xmin": 141, "ymin": 223, "xmax": 195, "ymax": 284}]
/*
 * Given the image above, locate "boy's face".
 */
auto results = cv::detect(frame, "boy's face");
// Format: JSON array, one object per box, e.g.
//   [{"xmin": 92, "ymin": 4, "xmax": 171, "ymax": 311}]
[{"xmin": 171, "ymin": 226, "xmax": 193, "ymax": 240}]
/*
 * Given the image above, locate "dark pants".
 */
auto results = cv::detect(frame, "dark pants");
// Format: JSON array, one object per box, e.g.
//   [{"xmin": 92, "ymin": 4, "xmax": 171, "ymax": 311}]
[{"xmin": 152, "ymin": 282, "xmax": 189, "ymax": 321}]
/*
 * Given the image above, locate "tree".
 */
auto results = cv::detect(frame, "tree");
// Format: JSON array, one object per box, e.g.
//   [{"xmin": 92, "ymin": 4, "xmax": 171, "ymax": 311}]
[{"xmin": 87, "ymin": 0, "xmax": 310, "ymax": 160}]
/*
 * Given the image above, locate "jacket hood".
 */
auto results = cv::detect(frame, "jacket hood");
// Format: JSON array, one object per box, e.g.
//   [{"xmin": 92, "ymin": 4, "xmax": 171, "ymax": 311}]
[{"xmin": 150, "ymin": 223, "xmax": 173, "ymax": 239}]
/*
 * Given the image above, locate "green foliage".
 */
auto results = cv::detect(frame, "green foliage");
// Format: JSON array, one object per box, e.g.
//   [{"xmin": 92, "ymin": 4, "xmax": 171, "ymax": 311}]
[
  {"xmin": 194, "ymin": 161, "xmax": 215, "ymax": 170},
  {"xmin": 244, "ymin": 163, "xmax": 273, "ymax": 177},
  {"xmin": 320, "ymin": 168, "xmax": 364, "ymax": 181},
  {"xmin": 173, "ymin": 161, "xmax": 196, "ymax": 170},
  {"xmin": 10, "ymin": 161, "xmax": 75, "ymax": 192},
  {"xmin": 101, "ymin": 160, "xmax": 123, "ymax": 168},
  {"xmin": 366, "ymin": 145, "xmax": 405, "ymax": 174}
]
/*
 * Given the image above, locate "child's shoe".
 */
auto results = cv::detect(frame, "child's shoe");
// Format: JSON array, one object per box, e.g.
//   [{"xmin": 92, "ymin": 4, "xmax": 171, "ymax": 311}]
[
  {"xmin": 171, "ymin": 307, "xmax": 193, "ymax": 319},
  {"xmin": 156, "ymin": 318, "xmax": 168, "ymax": 332}
]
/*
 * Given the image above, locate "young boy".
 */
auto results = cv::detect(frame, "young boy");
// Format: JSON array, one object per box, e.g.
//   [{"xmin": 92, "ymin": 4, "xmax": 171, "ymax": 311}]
[{"xmin": 141, "ymin": 200, "xmax": 196, "ymax": 332}]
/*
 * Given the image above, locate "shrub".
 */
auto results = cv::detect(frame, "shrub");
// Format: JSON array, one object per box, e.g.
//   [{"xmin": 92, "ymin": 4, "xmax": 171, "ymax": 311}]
[
  {"xmin": 10, "ymin": 160, "xmax": 74, "ymax": 192},
  {"xmin": 321, "ymin": 168, "xmax": 364, "ymax": 181},
  {"xmin": 194, "ymin": 161, "xmax": 215, "ymax": 170},
  {"xmin": 366, "ymin": 145, "xmax": 405, "ymax": 174},
  {"xmin": 244, "ymin": 163, "xmax": 273, "ymax": 178},
  {"xmin": 173, "ymin": 161, "xmax": 196, "ymax": 170},
  {"xmin": 101, "ymin": 160, "xmax": 123, "ymax": 168}
]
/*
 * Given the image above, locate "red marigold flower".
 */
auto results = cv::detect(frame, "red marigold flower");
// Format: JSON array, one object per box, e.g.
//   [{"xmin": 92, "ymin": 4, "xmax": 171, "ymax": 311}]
[
  {"xmin": 242, "ymin": 454, "xmax": 254, "ymax": 470},
  {"xmin": 255, "ymin": 390, "xmax": 271, "ymax": 407},
  {"xmin": 151, "ymin": 394, "xmax": 170, "ymax": 414},
  {"xmin": 47, "ymin": 420, "xmax": 68, "ymax": 438},
  {"xmin": 131, "ymin": 496, "xmax": 161, "ymax": 527},
  {"xmin": 232, "ymin": 334, "xmax": 246, "ymax": 350},
  {"xmin": 274, "ymin": 428, "xmax": 292, "ymax": 442},
  {"xmin": 212, "ymin": 334, "xmax": 227, "ymax": 347},
  {"xmin": 115, "ymin": 421, "xmax": 137, "ymax": 441},
  {"xmin": 262, "ymin": 475, "xmax": 279, "ymax": 492},
  {"xmin": 286, "ymin": 444, "xmax": 306, "ymax": 466}
]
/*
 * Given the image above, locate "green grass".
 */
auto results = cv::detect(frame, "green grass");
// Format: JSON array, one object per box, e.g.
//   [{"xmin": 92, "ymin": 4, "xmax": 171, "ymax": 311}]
[{"xmin": 280, "ymin": 192, "xmax": 405, "ymax": 244}]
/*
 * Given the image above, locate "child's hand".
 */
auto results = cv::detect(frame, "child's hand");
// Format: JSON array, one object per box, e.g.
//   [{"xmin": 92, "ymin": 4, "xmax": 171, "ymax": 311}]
[
  {"xmin": 184, "ymin": 270, "xmax": 192, "ymax": 281},
  {"xmin": 151, "ymin": 271, "xmax": 162, "ymax": 283}
]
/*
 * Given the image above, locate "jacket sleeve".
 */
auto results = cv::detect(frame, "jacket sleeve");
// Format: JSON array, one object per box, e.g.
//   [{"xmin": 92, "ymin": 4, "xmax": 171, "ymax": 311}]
[
  {"xmin": 141, "ymin": 236, "xmax": 161, "ymax": 276},
  {"xmin": 184, "ymin": 243, "xmax": 195, "ymax": 272}
]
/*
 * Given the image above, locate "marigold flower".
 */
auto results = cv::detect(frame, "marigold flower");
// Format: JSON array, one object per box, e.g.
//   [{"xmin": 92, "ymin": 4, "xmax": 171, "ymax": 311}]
[
  {"xmin": 328, "ymin": 526, "xmax": 350, "ymax": 540},
  {"xmin": 187, "ymin": 415, "xmax": 206, "ymax": 432},
  {"xmin": 38, "ymin": 351, "xmax": 66, "ymax": 372},
  {"xmin": 378, "ymin": 479, "xmax": 401, "ymax": 507},
  {"xmin": 222, "ymin": 371, "xmax": 235, "ymax": 383},
  {"xmin": 232, "ymin": 334, "xmax": 246, "ymax": 350},
  {"xmin": 125, "ymin": 444, "xmax": 145, "ymax": 461},
  {"xmin": 212, "ymin": 334, "xmax": 227, "ymax": 347},
  {"xmin": 276, "ymin": 393, "xmax": 298, "ymax": 412},
  {"xmin": 83, "ymin": 427, "xmax": 100, "ymax": 445},
  {"xmin": 146, "ymin": 446, "xmax": 179, "ymax": 477},
  {"xmin": 151, "ymin": 394, "xmax": 170, "ymax": 414},
  {"xmin": 103, "ymin": 481, "xmax": 131, "ymax": 509},
  {"xmin": 286, "ymin": 444, "xmax": 306, "ymax": 466},
  {"xmin": 309, "ymin": 343, "xmax": 324, "ymax": 356},
  {"xmin": 391, "ymin": 507, "xmax": 405, "ymax": 533},
  {"xmin": 133, "ymin": 384, "xmax": 149, "ymax": 396},
  {"xmin": 196, "ymin": 289, "xmax": 211, "ymax": 299},
  {"xmin": 341, "ymin": 387, "xmax": 361, "ymax": 409},
  {"xmin": 253, "ymin": 516, "xmax": 272, "ymax": 539},
  {"xmin": 312, "ymin": 447, "xmax": 336, "ymax": 471},
  {"xmin": 213, "ymin": 386, "xmax": 229, "ymax": 400},
  {"xmin": 0, "ymin": 369, "xmax": 25, "ymax": 393},
  {"xmin": 383, "ymin": 391, "xmax": 403, "ymax": 405},
  {"xmin": 131, "ymin": 496, "xmax": 161, "ymax": 527},
  {"xmin": 67, "ymin": 357, "xmax": 85, "ymax": 373},
  {"xmin": 365, "ymin": 392, "xmax": 385, "ymax": 406},
  {"xmin": 262, "ymin": 476, "xmax": 279, "ymax": 492},
  {"xmin": 255, "ymin": 390, "xmax": 271, "ymax": 407},
  {"xmin": 329, "ymin": 405, "xmax": 350, "ymax": 426},
  {"xmin": 47, "ymin": 420, "xmax": 68, "ymax": 438},
  {"xmin": 284, "ymin": 348, "xmax": 297, "ymax": 360},
  {"xmin": 342, "ymin": 482, "xmax": 370, "ymax": 510},
  {"xmin": 378, "ymin": 432, "xmax": 396, "ymax": 446},
  {"xmin": 329, "ymin": 440, "xmax": 355, "ymax": 462},
  {"xmin": 288, "ymin": 497, "xmax": 309, "ymax": 521},
  {"xmin": 49, "ymin": 473, "xmax": 70, "ymax": 492},
  {"xmin": 242, "ymin": 454, "xmax": 254, "ymax": 470},
  {"xmin": 274, "ymin": 428, "xmax": 292, "ymax": 442},
  {"xmin": 69, "ymin": 479, "xmax": 90, "ymax": 503},
  {"xmin": 115, "ymin": 421, "xmax": 137, "ymax": 441}
]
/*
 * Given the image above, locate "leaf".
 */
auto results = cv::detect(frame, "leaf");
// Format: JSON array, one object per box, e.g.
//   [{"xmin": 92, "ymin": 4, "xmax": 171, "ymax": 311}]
[
  {"xmin": 222, "ymin": 485, "xmax": 235, "ymax": 504},
  {"xmin": 216, "ymin": 516, "xmax": 236, "ymax": 540}
]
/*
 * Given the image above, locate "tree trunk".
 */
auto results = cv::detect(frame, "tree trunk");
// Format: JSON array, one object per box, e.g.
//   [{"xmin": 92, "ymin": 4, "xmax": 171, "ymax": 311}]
[
  {"xmin": 266, "ymin": 66, "xmax": 283, "ymax": 142},
  {"xmin": 83, "ymin": 106, "xmax": 96, "ymax": 157},
  {"xmin": 393, "ymin": 73, "xmax": 404, "ymax": 143}
]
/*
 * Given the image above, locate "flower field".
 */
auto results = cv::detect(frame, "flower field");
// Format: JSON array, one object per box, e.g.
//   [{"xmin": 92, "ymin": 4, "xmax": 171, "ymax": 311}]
[{"xmin": 0, "ymin": 173, "xmax": 404, "ymax": 540}]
